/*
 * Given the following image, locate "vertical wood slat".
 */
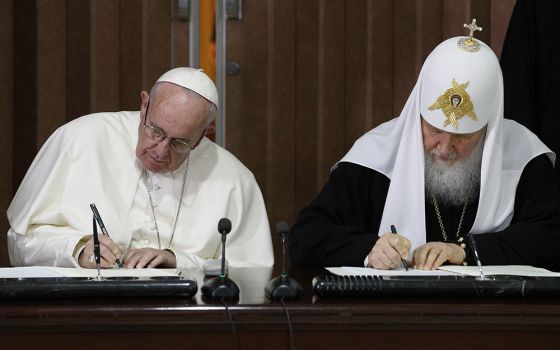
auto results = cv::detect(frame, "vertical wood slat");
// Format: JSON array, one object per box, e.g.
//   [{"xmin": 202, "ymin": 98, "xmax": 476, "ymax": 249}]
[
  {"xmin": 225, "ymin": 0, "xmax": 270, "ymax": 186},
  {"xmin": 172, "ymin": 0, "xmax": 190, "ymax": 69},
  {"xmin": 345, "ymin": 0, "xmax": 394, "ymax": 146},
  {"xmin": 145, "ymin": 1, "xmax": 173, "ymax": 90},
  {"xmin": 65, "ymin": 0, "xmax": 90, "ymax": 121},
  {"xmin": 0, "ymin": 0, "xmax": 14, "ymax": 267},
  {"xmin": 264, "ymin": 0, "xmax": 296, "ymax": 225},
  {"xmin": 443, "ymin": 0, "xmax": 471, "ymax": 39},
  {"xmin": 295, "ymin": 0, "xmax": 345, "ymax": 210},
  {"xmin": 316, "ymin": 1, "xmax": 345, "ymax": 181},
  {"xmin": 10, "ymin": 0, "xmax": 38, "ymax": 268},
  {"xmin": 393, "ymin": 0, "xmax": 418, "ymax": 115},
  {"xmin": 119, "ymin": 0, "xmax": 145, "ymax": 110},
  {"xmin": 91, "ymin": 0, "xmax": 120, "ymax": 112},
  {"xmin": 471, "ymin": 0, "xmax": 492, "ymax": 45},
  {"xmin": 36, "ymin": 0, "xmax": 66, "ymax": 147},
  {"xmin": 295, "ymin": 0, "xmax": 320, "ymax": 210},
  {"xmin": 490, "ymin": 0, "xmax": 516, "ymax": 59},
  {"xmin": 13, "ymin": 0, "xmax": 38, "ymax": 193}
]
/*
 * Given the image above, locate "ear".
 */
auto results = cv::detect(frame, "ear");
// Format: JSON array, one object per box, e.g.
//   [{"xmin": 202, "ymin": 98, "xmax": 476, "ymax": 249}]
[
  {"xmin": 140, "ymin": 91, "xmax": 150, "ymax": 112},
  {"xmin": 205, "ymin": 123, "xmax": 216, "ymax": 135}
]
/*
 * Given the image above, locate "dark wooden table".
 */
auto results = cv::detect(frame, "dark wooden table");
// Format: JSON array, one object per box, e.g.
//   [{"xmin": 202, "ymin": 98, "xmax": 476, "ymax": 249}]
[{"xmin": 1, "ymin": 267, "xmax": 560, "ymax": 350}]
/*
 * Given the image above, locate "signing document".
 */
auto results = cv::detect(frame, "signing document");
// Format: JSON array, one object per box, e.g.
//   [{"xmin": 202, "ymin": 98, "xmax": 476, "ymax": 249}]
[
  {"xmin": 328, "ymin": 265, "xmax": 560, "ymax": 278},
  {"xmin": 0, "ymin": 267, "xmax": 180, "ymax": 279}
]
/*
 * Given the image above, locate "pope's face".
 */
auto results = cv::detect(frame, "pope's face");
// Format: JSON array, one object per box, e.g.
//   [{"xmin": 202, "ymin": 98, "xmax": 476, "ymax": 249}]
[
  {"xmin": 421, "ymin": 118, "xmax": 486, "ymax": 164},
  {"xmin": 136, "ymin": 83, "xmax": 209, "ymax": 173}
]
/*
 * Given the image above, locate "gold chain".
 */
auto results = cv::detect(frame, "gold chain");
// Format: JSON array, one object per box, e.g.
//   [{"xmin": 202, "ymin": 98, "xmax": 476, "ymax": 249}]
[{"xmin": 432, "ymin": 195, "xmax": 468, "ymax": 247}]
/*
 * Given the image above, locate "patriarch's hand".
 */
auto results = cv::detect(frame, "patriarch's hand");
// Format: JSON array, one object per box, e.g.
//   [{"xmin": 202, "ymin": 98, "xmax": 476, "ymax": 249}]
[
  {"xmin": 412, "ymin": 242, "xmax": 465, "ymax": 270},
  {"xmin": 367, "ymin": 232, "xmax": 411, "ymax": 269}
]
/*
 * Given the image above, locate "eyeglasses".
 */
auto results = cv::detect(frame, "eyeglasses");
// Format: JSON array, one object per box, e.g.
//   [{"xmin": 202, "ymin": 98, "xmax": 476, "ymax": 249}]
[{"xmin": 143, "ymin": 102, "xmax": 197, "ymax": 154}]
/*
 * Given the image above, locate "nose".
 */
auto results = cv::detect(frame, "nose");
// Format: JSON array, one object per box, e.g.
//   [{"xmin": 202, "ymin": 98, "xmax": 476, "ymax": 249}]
[
  {"xmin": 152, "ymin": 138, "xmax": 171, "ymax": 159},
  {"xmin": 437, "ymin": 134, "xmax": 455, "ymax": 156}
]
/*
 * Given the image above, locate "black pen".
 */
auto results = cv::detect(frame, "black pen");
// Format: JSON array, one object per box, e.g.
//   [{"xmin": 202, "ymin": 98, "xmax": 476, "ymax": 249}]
[
  {"xmin": 90, "ymin": 203, "xmax": 122, "ymax": 268},
  {"xmin": 390, "ymin": 225, "xmax": 409, "ymax": 271},
  {"xmin": 92, "ymin": 217, "xmax": 102, "ymax": 280}
]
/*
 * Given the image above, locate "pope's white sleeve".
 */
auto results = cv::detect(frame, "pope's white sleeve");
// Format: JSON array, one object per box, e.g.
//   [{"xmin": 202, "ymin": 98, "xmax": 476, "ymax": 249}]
[
  {"xmin": 171, "ymin": 249, "xmax": 210, "ymax": 268},
  {"xmin": 8, "ymin": 227, "xmax": 86, "ymax": 267}
]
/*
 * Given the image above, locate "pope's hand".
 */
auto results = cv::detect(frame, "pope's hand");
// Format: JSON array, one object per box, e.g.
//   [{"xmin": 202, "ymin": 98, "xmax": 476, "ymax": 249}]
[
  {"xmin": 78, "ymin": 235, "xmax": 123, "ymax": 269},
  {"xmin": 367, "ymin": 232, "xmax": 411, "ymax": 269},
  {"xmin": 123, "ymin": 248, "xmax": 177, "ymax": 268},
  {"xmin": 412, "ymin": 242, "xmax": 465, "ymax": 270}
]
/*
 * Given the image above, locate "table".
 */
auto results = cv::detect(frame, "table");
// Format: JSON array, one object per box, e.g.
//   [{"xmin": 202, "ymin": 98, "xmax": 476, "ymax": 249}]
[{"xmin": 1, "ymin": 267, "xmax": 560, "ymax": 349}]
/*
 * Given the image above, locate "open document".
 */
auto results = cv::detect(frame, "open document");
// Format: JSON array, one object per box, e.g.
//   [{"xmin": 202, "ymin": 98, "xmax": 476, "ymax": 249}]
[
  {"xmin": 0, "ymin": 266, "xmax": 180, "ymax": 279},
  {"xmin": 328, "ymin": 265, "xmax": 560, "ymax": 277}
]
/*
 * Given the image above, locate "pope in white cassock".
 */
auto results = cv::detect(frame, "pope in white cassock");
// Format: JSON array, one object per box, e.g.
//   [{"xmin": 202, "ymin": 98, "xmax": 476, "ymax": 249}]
[{"xmin": 7, "ymin": 68, "xmax": 274, "ymax": 269}]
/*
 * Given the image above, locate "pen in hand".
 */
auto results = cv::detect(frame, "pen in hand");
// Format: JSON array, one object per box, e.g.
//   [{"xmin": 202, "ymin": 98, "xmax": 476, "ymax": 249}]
[
  {"xmin": 90, "ymin": 203, "xmax": 122, "ymax": 268},
  {"xmin": 390, "ymin": 225, "xmax": 409, "ymax": 271},
  {"xmin": 92, "ymin": 217, "xmax": 102, "ymax": 279}
]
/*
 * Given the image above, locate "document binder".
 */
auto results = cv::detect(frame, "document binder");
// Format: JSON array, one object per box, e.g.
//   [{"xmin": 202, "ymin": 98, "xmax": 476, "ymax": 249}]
[
  {"xmin": 0, "ymin": 276, "xmax": 197, "ymax": 299},
  {"xmin": 312, "ymin": 274, "xmax": 560, "ymax": 298}
]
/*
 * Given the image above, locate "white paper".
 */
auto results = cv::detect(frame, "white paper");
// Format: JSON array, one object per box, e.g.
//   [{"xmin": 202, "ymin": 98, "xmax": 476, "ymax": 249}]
[
  {"xmin": 0, "ymin": 266, "xmax": 65, "ymax": 278},
  {"xmin": 438, "ymin": 265, "xmax": 560, "ymax": 277},
  {"xmin": 327, "ymin": 266, "xmax": 459, "ymax": 276},
  {"xmin": 0, "ymin": 266, "xmax": 180, "ymax": 279},
  {"xmin": 326, "ymin": 265, "xmax": 560, "ymax": 277}
]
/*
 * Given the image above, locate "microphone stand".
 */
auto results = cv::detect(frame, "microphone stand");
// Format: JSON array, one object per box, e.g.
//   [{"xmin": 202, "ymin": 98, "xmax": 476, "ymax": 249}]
[
  {"xmin": 265, "ymin": 227, "xmax": 302, "ymax": 300},
  {"xmin": 202, "ymin": 220, "xmax": 239, "ymax": 300}
]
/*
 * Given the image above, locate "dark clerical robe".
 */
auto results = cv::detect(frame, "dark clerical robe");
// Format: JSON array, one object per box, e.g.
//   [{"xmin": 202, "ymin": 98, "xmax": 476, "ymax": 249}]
[{"xmin": 289, "ymin": 154, "xmax": 560, "ymax": 272}]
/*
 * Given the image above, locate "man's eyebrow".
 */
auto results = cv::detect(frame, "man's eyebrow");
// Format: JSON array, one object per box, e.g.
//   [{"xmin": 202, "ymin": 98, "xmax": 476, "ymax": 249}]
[{"xmin": 150, "ymin": 121, "xmax": 192, "ymax": 142}]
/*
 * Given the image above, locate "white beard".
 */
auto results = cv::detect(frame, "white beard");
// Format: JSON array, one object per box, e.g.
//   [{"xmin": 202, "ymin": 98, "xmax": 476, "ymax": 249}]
[{"xmin": 425, "ymin": 136, "xmax": 485, "ymax": 207}]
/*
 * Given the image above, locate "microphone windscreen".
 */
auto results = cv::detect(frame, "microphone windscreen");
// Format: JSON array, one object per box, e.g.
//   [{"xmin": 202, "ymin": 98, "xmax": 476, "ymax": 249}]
[
  {"xmin": 218, "ymin": 218, "xmax": 232, "ymax": 234},
  {"xmin": 275, "ymin": 221, "xmax": 290, "ymax": 237}
]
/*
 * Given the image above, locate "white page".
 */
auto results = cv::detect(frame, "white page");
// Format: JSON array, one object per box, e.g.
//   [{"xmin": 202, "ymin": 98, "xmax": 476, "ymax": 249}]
[
  {"xmin": 327, "ymin": 266, "xmax": 459, "ymax": 276},
  {"xmin": 0, "ymin": 267, "xmax": 65, "ymax": 278},
  {"xmin": 438, "ymin": 265, "xmax": 560, "ymax": 277},
  {"xmin": 0, "ymin": 266, "xmax": 180, "ymax": 279},
  {"xmin": 328, "ymin": 265, "xmax": 560, "ymax": 277}
]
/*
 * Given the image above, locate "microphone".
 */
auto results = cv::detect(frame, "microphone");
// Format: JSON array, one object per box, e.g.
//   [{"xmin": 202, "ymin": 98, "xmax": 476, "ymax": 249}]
[
  {"xmin": 265, "ymin": 221, "xmax": 302, "ymax": 300},
  {"xmin": 466, "ymin": 231, "xmax": 486, "ymax": 280},
  {"xmin": 201, "ymin": 218, "xmax": 240, "ymax": 300}
]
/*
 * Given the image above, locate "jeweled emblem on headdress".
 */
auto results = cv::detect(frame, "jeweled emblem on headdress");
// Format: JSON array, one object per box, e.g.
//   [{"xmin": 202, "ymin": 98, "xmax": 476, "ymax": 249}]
[
  {"xmin": 458, "ymin": 19, "xmax": 483, "ymax": 53},
  {"xmin": 428, "ymin": 79, "xmax": 478, "ymax": 129}
]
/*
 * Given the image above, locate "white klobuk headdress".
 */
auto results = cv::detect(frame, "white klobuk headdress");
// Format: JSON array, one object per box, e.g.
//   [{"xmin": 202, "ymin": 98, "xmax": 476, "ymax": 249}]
[
  {"xmin": 421, "ymin": 19, "xmax": 498, "ymax": 134},
  {"xmin": 339, "ymin": 20, "xmax": 553, "ymax": 260},
  {"xmin": 156, "ymin": 67, "xmax": 219, "ymax": 109}
]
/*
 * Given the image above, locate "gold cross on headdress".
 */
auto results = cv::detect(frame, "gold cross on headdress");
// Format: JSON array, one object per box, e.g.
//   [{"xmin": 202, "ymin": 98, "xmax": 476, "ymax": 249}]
[
  {"xmin": 457, "ymin": 19, "xmax": 483, "ymax": 52},
  {"xmin": 463, "ymin": 19, "xmax": 482, "ymax": 39}
]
